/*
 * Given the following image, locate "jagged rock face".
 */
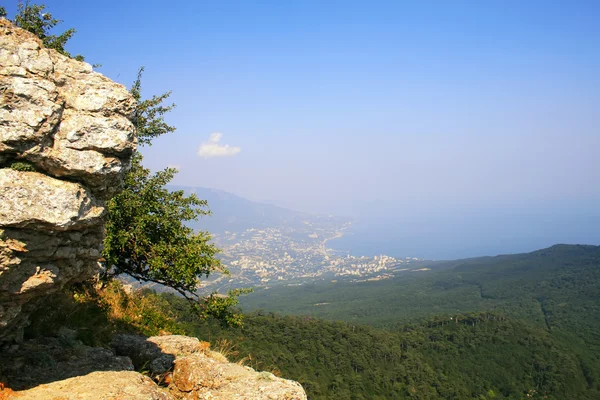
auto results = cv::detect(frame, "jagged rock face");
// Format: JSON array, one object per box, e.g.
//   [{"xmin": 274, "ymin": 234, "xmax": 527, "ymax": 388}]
[
  {"xmin": 0, "ymin": 19, "xmax": 136, "ymax": 341},
  {"xmin": 4, "ymin": 334, "xmax": 307, "ymax": 400}
]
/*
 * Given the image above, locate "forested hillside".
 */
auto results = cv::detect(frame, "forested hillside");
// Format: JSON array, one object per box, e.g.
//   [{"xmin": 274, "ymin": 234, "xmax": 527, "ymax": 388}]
[
  {"xmin": 241, "ymin": 244, "xmax": 599, "ymax": 327},
  {"xmin": 171, "ymin": 305, "xmax": 595, "ymax": 399},
  {"xmin": 23, "ymin": 243, "xmax": 600, "ymax": 399},
  {"xmin": 215, "ymin": 244, "xmax": 599, "ymax": 399}
]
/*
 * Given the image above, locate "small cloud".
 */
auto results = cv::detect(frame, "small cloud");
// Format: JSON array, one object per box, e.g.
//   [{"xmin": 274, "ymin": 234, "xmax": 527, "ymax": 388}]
[
  {"xmin": 209, "ymin": 132, "xmax": 222, "ymax": 142},
  {"xmin": 167, "ymin": 164, "xmax": 181, "ymax": 170},
  {"xmin": 198, "ymin": 132, "xmax": 241, "ymax": 158}
]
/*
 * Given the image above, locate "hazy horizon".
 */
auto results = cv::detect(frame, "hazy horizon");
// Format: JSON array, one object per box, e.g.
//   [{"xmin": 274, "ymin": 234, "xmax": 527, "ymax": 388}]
[{"xmin": 10, "ymin": 0, "xmax": 599, "ymax": 257}]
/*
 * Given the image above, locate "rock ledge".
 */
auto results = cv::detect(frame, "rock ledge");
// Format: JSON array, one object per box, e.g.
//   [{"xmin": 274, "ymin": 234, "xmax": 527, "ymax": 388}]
[{"xmin": 2, "ymin": 334, "xmax": 307, "ymax": 400}]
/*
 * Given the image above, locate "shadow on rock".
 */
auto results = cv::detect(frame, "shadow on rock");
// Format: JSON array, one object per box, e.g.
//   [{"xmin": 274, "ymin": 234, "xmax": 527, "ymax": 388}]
[{"xmin": 0, "ymin": 328, "xmax": 142, "ymax": 390}]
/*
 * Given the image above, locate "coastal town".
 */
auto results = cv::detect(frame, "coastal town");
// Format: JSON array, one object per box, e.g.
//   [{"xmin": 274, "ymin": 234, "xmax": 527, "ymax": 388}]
[{"xmin": 200, "ymin": 223, "xmax": 423, "ymax": 291}]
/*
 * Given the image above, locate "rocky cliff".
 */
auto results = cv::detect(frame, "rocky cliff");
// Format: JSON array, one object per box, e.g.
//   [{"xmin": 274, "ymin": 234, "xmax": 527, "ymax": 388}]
[
  {"xmin": 0, "ymin": 20, "xmax": 307, "ymax": 399},
  {"xmin": 0, "ymin": 18, "xmax": 136, "ymax": 341}
]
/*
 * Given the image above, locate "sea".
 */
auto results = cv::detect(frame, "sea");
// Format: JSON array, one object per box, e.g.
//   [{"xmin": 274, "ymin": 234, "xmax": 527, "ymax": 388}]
[{"xmin": 326, "ymin": 212, "xmax": 600, "ymax": 261}]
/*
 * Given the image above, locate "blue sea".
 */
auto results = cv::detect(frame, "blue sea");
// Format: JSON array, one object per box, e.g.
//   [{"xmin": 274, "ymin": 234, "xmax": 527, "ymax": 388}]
[{"xmin": 327, "ymin": 213, "xmax": 600, "ymax": 261}]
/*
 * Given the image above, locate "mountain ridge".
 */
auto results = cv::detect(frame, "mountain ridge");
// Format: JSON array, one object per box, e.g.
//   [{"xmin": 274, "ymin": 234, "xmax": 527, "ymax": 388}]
[{"xmin": 168, "ymin": 185, "xmax": 346, "ymax": 235}]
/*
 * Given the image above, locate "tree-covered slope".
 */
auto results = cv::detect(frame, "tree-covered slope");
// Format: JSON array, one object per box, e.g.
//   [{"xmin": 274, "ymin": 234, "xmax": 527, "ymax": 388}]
[
  {"xmin": 174, "ymin": 308, "xmax": 596, "ymax": 400},
  {"xmin": 20, "ymin": 243, "xmax": 600, "ymax": 399},
  {"xmin": 238, "ymin": 244, "xmax": 600, "ymax": 396},
  {"xmin": 241, "ymin": 245, "xmax": 599, "ymax": 327}
]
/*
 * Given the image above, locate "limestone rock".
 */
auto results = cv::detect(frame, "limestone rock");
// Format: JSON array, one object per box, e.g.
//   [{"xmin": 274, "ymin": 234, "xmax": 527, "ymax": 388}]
[
  {"xmin": 172, "ymin": 355, "xmax": 224, "ymax": 392},
  {"xmin": 112, "ymin": 334, "xmax": 211, "ymax": 377},
  {"xmin": 111, "ymin": 334, "xmax": 307, "ymax": 399},
  {"xmin": 0, "ymin": 19, "xmax": 136, "ymax": 341},
  {"xmin": 0, "ymin": 18, "xmax": 136, "ymax": 199},
  {"xmin": 112, "ymin": 334, "xmax": 178, "ymax": 376},
  {"xmin": 8, "ymin": 371, "xmax": 174, "ymax": 400},
  {"xmin": 0, "ymin": 169, "xmax": 104, "ymax": 230},
  {"xmin": 4, "ymin": 334, "xmax": 307, "ymax": 400},
  {"xmin": 147, "ymin": 334, "xmax": 211, "ymax": 357},
  {"xmin": 168, "ymin": 352, "xmax": 307, "ymax": 399},
  {"xmin": 0, "ymin": 19, "xmax": 306, "ymax": 400}
]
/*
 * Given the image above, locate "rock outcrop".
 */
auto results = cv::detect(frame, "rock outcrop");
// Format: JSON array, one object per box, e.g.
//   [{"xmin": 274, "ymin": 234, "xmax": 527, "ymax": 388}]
[
  {"xmin": 2, "ymin": 334, "xmax": 307, "ymax": 400},
  {"xmin": 0, "ymin": 19, "xmax": 307, "ymax": 400},
  {"xmin": 112, "ymin": 335, "xmax": 307, "ymax": 399},
  {"xmin": 0, "ymin": 18, "xmax": 136, "ymax": 341}
]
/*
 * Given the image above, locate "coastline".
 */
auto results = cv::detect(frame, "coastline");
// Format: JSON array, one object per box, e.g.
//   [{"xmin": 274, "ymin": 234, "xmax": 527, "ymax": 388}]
[{"xmin": 322, "ymin": 223, "xmax": 353, "ymax": 255}]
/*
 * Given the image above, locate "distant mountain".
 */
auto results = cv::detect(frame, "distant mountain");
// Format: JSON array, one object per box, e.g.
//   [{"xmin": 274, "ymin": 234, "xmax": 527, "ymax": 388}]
[{"xmin": 168, "ymin": 186, "xmax": 347, "ymax": 234}]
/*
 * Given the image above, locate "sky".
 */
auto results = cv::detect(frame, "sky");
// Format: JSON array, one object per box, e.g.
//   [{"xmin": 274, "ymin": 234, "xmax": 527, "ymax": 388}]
[{"xmin": 5, "ymin": 1, "xmax": 599, "ymax": 256}]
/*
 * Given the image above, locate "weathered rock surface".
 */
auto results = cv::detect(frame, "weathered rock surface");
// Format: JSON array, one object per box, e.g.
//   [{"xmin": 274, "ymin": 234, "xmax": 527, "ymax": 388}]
[
  {"xmin": 0, "ymin": 18, "xmax": 136, "ymax": 341},
  {"xmin": 0, "ymin": 19, "xmax": 135, "ymax": 195},
  {"xmin": 2, "ymin": 334, "xmax": 307, "ymax": 400},
  {"xmin": 112, "ymin": 334, "xmax": 209, "ymax": 376},
  {"xmin": 114, "ymin": 335, "xmax": 307, "ymax": 400},
  {"xmin": 171, "ymin": 359, "xmax": 307, "ymax": 400},
  {"xmin": 9, "ymin": 371, "xmax": 172, "ymax": 400}
]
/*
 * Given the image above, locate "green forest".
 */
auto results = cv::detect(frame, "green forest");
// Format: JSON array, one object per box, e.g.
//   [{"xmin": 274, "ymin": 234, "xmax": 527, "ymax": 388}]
[
  {"xmin": 24, "ymin": 244, "xmax": 600, "ymax": 399},
  {"xmin": 177, "ymin": 310, "xmax": 593, "ymax": 399},
  {"xmin": 162, "ymin": 244, "xmax": 600, "ymax": 399}
]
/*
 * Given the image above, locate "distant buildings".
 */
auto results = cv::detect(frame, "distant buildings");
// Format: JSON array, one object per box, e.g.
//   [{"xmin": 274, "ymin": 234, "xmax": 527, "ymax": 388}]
[{"xmin": 203, "ymin": 224, "xmax": 421, "ymax": 291}]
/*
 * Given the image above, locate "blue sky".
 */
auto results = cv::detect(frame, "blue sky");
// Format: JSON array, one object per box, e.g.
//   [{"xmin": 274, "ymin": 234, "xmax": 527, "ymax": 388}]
[{"xmin": 5, "ymin": 1, "xmax": 599, "ymax": 255}]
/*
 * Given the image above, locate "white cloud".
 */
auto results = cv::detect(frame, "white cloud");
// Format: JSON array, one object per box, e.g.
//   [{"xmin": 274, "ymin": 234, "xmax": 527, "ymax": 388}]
[{"xmin": 197, "ymin": 132, "xmax": 241, "ymax": 158}]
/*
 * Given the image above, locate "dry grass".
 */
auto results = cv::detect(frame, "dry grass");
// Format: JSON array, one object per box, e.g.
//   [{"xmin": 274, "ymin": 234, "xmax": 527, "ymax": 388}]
[
  {"xmin": 94, "ymin": 280, "xmax": 186, "ymax": 338},
  {"xmin": 234, "ymin": 354, "xmax": 282, "ymax": 377},
  {"xmin": 26, "ymin": 279, "xmax": 185, "ymax": 346},
  {"xmin": 212, "ymin": 338, "xmax": 238, "ymax": 361},
  {"xmin": 236, "ymin": 353, "xmax": 265, "ymax": 371}
]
